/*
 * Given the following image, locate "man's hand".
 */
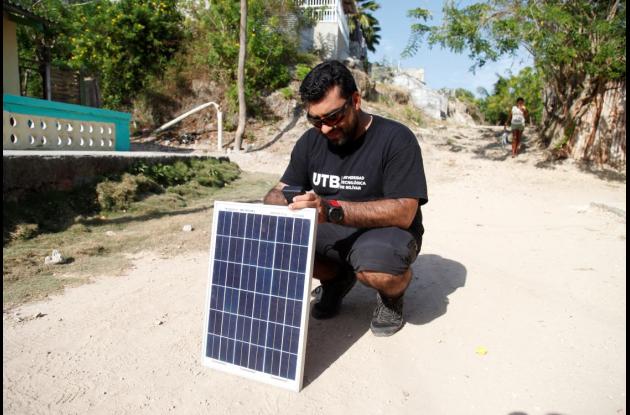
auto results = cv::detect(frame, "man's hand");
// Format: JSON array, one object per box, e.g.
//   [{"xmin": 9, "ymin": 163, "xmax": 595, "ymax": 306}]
[
  {"xmin": 289, "ymin": 192, "xmax": 327, "ymax": 223},
  {"xmin": 263, "ymin": 182, "xmax": 289, "ymax": 206}
]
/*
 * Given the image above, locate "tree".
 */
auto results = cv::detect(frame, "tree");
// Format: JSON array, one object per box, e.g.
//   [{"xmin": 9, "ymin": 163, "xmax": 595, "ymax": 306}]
[
  {"xmin": 347, "ymin": 0, "xmax": 382, "ymax": 52},
  {"xmin": 187, "ymin": 0, "xmax": 303, "ymax": 119},
  {"xmin": 70, "ymin": 0, "xmax": 184, "ymax": 109},
  {"xmin": 234, "ymin": 0, "xmax": 248, "ymax": 152},
  {"xmin": 478, "ymin": 67, "xmax": 544, "ymax": 126},
  {"xmin": 404, "ymin": 1, "xmax": 626, "ymax": 168},
  {"xmin": 18, "ymin": 0, "xmax": 184, "ymax": 109}
]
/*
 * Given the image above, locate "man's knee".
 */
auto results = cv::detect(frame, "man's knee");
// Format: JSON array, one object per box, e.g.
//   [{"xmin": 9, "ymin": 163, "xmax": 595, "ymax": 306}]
[
  {"xmin": 349, "ymin": 229, "xmax": 418, "ymax": 276},
  {"xmin": 356, "ymin": 269, "xmax": 412, "ymax": 296}
]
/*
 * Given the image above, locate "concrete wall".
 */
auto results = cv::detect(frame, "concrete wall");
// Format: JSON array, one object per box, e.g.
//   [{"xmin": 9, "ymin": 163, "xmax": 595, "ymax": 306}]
[
  {"xmin": 3, "ymin": 13, "xmax": 20, "ymax": 95},
  {"xmin": 3, "ymin": 154, "xmax": 229, "ymax": 200},
  {"xmin": 313, "ymin": 21, "xmax": 339, "ymax": 59}
]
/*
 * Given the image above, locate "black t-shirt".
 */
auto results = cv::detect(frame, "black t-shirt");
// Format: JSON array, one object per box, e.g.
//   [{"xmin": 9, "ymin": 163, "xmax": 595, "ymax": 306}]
[{"xmin": 281, "ymin": 114, "xmax": 428, "ymax": 240}]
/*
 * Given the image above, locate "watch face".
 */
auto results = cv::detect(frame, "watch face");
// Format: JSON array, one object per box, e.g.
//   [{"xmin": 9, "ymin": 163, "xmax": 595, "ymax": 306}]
[{"xmin": 329, "ymin": 207, "xmax": 344, "ymax": 223}]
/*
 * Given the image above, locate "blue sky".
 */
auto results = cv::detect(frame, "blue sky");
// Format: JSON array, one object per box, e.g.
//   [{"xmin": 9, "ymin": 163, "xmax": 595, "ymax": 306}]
[{"xmin": 367, "ymin": 1, "xmax": 533, "ymax": 95}]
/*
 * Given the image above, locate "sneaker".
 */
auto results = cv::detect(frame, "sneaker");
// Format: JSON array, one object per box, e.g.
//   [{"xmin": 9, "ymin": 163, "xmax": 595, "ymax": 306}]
[
  {"xmin": 370, "ymin": 293, "xmax": 404, "ymax": 337},
  {"xmin": 311, "ymin": 271, "xmax": 357, "ymax": 320}
]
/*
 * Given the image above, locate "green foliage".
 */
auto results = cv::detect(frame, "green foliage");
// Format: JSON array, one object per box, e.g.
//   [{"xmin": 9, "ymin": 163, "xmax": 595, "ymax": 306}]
[
  {"xmin": 453, "ymin": 88, "xmax": 476, "ymax": 103},
  {"xmin": 279, "ymin": 87, "xmax": 294, "ymax": 100},
  {"xmin": 97, "ymin": 174, "xmax": 145, "ymax": 211},
  {"xmin": 97, "ymin": 158, "xmax": 239, "ymax": 211},
  {"xmin": 17, "ymin": 0, "xmax": 184, "ymax": 109},
  {"xmin": 295, "ymin": 64, "xmax": 313, "ymax": 81},
  {"xmin": 477, "ymin": 67, "xmax": 544, "ymax": 125},
  {"xmin": 184, "ymin": 0, "xmax": 306, "ymax": 115},
  {"xmin": 347, "ymin": 0, "xmax": 382, "ymax": 52},
  {"xmin": 133, "ymin": 158, "xmax": 240, "ymax": 189},
  {"xmin": 69, "ymin": 0, "xmax": 184, "ymax": 108},
  {"xmin": 404, "ymin": 1, "xmax": 625, "ymax": 82}
]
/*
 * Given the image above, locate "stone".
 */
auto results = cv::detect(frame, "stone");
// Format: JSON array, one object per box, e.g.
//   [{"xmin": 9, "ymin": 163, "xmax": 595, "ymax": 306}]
[
  {"xmin": 44, "ymin": 249, "xmax": 65, "ymax": 265},
  {"xmin": 182, "ymin": 224, "xmax": 194, "ymax": 232}
]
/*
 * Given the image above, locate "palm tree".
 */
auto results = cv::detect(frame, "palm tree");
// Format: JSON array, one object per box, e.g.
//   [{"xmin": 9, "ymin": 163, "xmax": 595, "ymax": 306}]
[{"xmin": 347, "ymin": 0, "xmax": 381, "ymax": 52}]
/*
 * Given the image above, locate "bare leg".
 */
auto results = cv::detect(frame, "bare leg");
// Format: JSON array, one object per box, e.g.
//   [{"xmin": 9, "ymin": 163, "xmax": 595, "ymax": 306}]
[
  {"xmin": 356, "ymin": 269, "xmax": 412, "ymax": 298},
  {"xmin": 511, "ymin": 130, "xmax": 518, "ymax": 156},
  {"xmin": 514, "ymin": 130, "xmax": 522, "ymax": 156}
]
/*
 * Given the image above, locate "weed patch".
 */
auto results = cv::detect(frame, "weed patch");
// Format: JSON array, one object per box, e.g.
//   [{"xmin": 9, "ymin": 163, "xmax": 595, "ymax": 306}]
[{"xmin": 3, "ymin": 171, "xmax": 277, "ymax": 310}]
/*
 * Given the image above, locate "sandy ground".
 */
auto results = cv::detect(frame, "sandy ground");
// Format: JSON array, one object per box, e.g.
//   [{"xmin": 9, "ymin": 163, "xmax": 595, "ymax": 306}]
[{"xmin": 3, "ymin": 118, "xmax": 626, "ymax": 414}]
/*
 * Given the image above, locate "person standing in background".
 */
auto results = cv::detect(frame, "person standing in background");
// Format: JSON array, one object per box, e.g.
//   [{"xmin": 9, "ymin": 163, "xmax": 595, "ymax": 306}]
[{"xmin": 505, "ymin": 97, "xmax": 529, "ymax": 157}]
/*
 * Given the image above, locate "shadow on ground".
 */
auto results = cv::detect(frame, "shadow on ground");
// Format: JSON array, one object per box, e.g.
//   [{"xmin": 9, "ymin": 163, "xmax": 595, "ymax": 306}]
[
  {"xmin": 303, "ymin": 253, "xmax": 466, "ymax": 387},
  {"xmin": 130, "ymin": 139, "xmax": 196, "ymax": 153},
  {"xmin": 250, "ymin": 106, "xmax": 303, "ymax": 152},
  {"xmin": 405, "ymin": 254, "xmax": 467, "ymax": 325}
]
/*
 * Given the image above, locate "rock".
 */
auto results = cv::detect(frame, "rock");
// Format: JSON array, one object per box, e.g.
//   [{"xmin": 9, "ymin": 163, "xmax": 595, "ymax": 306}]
[
  {"xmin": 350, "ymin": 68, "xmax": 376, "ymax": 99},
  {"xmin": 447, "ymin": 98, "xmax": 477, "ymax": 125},
  {"xmin": 375, "ymin": 84, "xmax": 409, "ymax": 105},
  {"xmin": 44, "ymin": 249, "xmax": 65, "ymax": 265},
  {"xmin": 263, "ymin": 89, "xmax": 299, "ymax": 119},
  {"xmin": 182, "ymin": 224, "xmax": 194, "ymax": 232},
  {"xmin": 106, "ymin": 231, "xmax": 116, "ymax": 237},
  {"xmin": 391, "ymin": 71, "xmax": 448, "ymax": 120}
]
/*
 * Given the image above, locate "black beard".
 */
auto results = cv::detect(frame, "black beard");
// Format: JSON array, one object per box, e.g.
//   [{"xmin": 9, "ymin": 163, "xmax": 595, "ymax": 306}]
[{"xmin": 330, "ymin": 117, "xmax": 359, "ymax": 147}]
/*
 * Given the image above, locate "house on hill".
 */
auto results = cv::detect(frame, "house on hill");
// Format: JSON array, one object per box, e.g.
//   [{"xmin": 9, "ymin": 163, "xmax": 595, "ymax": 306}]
[{"xmin": 298, "ymin": 0, "xmax": 366, "ymax": 63}]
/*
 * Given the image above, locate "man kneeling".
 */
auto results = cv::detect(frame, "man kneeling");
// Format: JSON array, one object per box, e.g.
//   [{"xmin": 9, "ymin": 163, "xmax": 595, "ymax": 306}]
[{"xmin": 264, "ymin": 60, "xmax": 428, "ymax": 336}]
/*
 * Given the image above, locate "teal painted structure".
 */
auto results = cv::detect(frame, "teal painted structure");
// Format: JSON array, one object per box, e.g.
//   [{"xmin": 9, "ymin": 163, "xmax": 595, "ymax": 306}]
[{"xmin": 3, "ymin": 94, "xmax": 131, "ymax": 151}]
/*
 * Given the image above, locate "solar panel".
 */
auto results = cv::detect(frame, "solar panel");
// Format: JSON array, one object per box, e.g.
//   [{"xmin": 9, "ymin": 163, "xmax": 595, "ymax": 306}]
[{"xmin": 201, "ymin": 201, "xmax": 317, "ymax": 391}]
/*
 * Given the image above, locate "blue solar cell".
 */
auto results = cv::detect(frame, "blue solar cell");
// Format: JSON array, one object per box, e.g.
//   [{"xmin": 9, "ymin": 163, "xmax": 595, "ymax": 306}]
[
  {"xmin": 270, "ymin": 271, "xmax": 288, "ymax": 297},
  {"xmin": 255, "ymin": 267, "xmax": 272, "ymax": 294},
  {"xmin": 244, "ymin": 214, "xmax": 255, "ymax": 238},
  {"xmin": 253, "ymin": 294, "xmax": 270, "ymax": 320},
  {"xmin": 204, "ymin": 206, "xmax": 313, "ymax": 388}
]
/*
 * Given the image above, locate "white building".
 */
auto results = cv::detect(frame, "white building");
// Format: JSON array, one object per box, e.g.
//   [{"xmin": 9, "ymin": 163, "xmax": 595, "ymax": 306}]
[{"xmin": 298, "ymin": 0, "xmax": 361, "ymax": 61}]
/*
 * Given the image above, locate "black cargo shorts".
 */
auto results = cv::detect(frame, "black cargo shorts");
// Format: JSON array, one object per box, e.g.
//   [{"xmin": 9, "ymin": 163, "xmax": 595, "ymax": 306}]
[{"xmin": 315, "ymin": 224, "xmax": 422, "ymax": 276}]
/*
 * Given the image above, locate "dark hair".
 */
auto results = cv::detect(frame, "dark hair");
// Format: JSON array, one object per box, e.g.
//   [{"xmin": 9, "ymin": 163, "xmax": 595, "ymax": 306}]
[
  {"xmin": 516, "ymin": 97, "xmax": 525, "ymax": 103},
  {"xmin": 299, "ymin": 60, "xmax": 358, "ymax": 103}
]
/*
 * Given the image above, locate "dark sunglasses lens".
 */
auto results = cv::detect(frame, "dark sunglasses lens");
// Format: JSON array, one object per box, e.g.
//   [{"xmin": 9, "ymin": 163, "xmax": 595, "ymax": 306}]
[
  {"xmin": 307, "ymin": 115, "xmax": 323, "ymax": 128},
  {"xmin": 322, "ymin": 110, "xmax": 345, "ymax": 126},
  {"xmin": 306, "ymin": 99, "xmax": 350, "ymax": 128}
]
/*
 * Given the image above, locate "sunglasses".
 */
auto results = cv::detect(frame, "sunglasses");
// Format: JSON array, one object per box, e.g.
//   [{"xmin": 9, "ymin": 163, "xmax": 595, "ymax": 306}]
[{"xmin": 306, "ymin": 98, "xmax": 352, "ymax": 128}]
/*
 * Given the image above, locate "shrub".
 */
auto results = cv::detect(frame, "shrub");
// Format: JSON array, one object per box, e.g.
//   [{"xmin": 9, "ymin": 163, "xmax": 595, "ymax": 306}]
[
  {"xmin": 10, "ymin": 224, "xmax": 39, "ymax": 241},
  {"xmin": 295, "ymin": 64, "xmax": 312, "ymax": 81}
]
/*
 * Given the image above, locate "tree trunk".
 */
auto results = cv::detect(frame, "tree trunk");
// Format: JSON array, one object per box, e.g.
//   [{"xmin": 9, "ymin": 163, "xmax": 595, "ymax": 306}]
[
  {"xmin": 233, "ymin": 0, "xmax": 248, "ymax": 152},
  {"xmin": 542, "ymin": 77, "xmax": 626, "ymax": 169}
]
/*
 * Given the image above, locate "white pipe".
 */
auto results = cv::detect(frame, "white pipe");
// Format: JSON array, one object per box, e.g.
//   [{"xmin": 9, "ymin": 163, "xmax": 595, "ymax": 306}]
[
  {"xmin": 152, "ymin": 101, "xmax": 223, "ymax": 152},
  {"xmin": 217, "ymin": 110, "xmax": 223, "ymax": 151}
]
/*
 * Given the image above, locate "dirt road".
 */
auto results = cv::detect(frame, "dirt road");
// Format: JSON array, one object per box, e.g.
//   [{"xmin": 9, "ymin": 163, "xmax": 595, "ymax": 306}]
[{"xmin": 3, "ymin": 120, "xmax": 626, "ymax": 414}]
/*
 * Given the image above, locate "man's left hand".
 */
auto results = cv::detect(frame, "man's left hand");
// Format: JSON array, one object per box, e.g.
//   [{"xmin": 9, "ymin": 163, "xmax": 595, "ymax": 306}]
[{"xmin": 289, "ymin": 192, "xmax": 327, "ymax": 223}]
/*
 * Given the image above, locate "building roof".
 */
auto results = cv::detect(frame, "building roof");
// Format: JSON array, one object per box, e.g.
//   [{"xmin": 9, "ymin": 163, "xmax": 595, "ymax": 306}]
[{"xmin": 3, "ymin": 0, "xmax": 52, "ymax": 29}]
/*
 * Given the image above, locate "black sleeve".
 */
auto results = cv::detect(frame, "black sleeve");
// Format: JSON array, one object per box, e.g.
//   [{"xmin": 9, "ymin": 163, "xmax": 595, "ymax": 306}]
[
  {"xmin": 383, "ymin": 131, "xmax": 428, "ymax": 205},
  {"xmin": 280, "ymin": 131, "xmax": 311, "ymax": 189}
]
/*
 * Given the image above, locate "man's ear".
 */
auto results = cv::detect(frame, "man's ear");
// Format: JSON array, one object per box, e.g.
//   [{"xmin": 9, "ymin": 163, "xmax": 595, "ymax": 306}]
[{"xmin": 352, "ymin": 91, "xmax": 361, "ymax": 110}]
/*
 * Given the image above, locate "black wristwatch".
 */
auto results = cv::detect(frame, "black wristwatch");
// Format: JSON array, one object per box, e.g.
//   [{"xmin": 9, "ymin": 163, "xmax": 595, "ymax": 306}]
[{"xmin": 324, "ymin": 199, "xmax": 344, "ymax": 224}]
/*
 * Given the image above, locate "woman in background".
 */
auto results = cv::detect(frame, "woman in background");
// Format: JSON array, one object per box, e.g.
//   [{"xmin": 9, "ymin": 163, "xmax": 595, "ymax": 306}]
[{"xmin": 505, "ymin": 97, "xmax": 529, "ymax": 157}]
